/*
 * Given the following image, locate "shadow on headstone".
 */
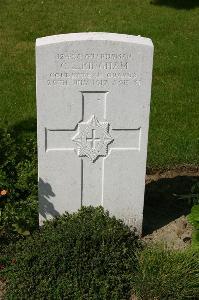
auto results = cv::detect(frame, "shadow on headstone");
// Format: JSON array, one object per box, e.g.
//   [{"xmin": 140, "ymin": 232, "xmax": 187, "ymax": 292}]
[
  {"xmin": 39, "ymin": 177, "xmax": 60, "ymax": 219},
  {"xmin": 142, "ymin": 175, "xmax": 198, "ymax": 235},
  {"xmin": 150, "ymin": 0, "xmax": 199, "ymax": 9}
]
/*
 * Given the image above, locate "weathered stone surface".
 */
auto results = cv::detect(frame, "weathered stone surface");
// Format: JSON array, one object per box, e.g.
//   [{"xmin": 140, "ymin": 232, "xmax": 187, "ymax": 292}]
[{"xmin": 36, "ymin": 32, "xmax": 153, "ymax": 232}]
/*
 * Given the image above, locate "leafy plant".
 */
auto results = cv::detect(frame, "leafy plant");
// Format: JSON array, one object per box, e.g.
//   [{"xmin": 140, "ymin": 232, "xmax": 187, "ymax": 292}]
[
  {"xmin": 0, "ymin": 128, "xmax": 38, "ymax": 237},
  {"xmin": 133, "ymin": 245, "xmax": 199, "ymax": 300},
  {"xmin": 185, "ymin": 181, "xmax": 199, "ymax": 248},
  {"xmin": 188, "ymin": 203, "xmax": 199, "ymax": 249},
  {"xmin": 175, "ymin": 180, "xmax": 199, "ymax": 249},
  {"xmin": 177, "ymin": 181, "xmax": 199, "ymax": 206},
  {"xmin": 4, "ymin": 206, "xmax": 141, "ymax": 300}
]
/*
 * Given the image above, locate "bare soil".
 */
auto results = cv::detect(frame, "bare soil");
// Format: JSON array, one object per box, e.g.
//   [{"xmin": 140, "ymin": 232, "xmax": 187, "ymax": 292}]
[{"xmin": 143, "ymin": 165, "xmax": 199, "ymax": 249}]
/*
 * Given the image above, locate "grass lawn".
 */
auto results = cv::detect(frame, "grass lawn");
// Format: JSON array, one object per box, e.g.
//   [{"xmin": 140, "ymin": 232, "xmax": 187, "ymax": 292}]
[{"xmin": 0, "ymin": 0, "xmax": 198, "ymax": 167}]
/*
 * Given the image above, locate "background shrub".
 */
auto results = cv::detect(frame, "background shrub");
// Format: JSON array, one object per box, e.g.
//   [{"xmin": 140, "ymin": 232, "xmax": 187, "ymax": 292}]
[
  {"xmin": 0, "ymin": 128, "xmax": 38, "ymax": 237},
  {"xmin": 4, "ymin": 206, "xmax": 141, "ymax": 300},
  {"xmin": 133, "ymin": 245, "xmax": 199, "ymax": 300}
]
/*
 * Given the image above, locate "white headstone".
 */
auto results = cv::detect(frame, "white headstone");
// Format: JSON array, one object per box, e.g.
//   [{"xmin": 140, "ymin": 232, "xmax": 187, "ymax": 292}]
[{"xmin": 36, "ymin": 32, "xmax": 153, "ymax": 233}]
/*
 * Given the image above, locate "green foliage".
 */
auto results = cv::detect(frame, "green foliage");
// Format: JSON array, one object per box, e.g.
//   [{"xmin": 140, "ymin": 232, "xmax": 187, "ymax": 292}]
[
  {"xmin": 185, "ymin": 181, "xmax": 199, "ymax": 248},
  {"xmin": 189, "ymin": 182, "xmax": 199, "ymax": 205},
  {"xmin": 177, "ymin": 181, "xmax": 199, "ymax": 249},
  {"xmin": 188, "ymin": 204, "xmax": 199, "ymax": 230},
  {"xmin": 4, "ymin": 206, "xmax": 141, "ymax": 300},
  {"xmin": 133, "ymin": 245, "xmax": 199, "ymax": 300},
  {"xmin": 188, "ymin": 203, "xmax": 199, "ymax": 249},
  {"xmin": 0, "ymin": 128, "xmax": 38, "ymax": 237},
  {"xmin": 178, "ymin": 181, "xmax": 199, "ymax": 205}
]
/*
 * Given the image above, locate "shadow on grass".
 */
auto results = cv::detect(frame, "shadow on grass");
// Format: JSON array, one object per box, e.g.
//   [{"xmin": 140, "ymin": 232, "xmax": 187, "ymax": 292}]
[
  {"xmin": 11, "ymin": 117, "xmax": 37, "ymax": 133},
  {"xmin": 151, "ymin": 0, "xmax": 199, "ymax": 9},
  {"xmin": 142, "ymin": 175, "xmax": 198, "ymax": 235}
]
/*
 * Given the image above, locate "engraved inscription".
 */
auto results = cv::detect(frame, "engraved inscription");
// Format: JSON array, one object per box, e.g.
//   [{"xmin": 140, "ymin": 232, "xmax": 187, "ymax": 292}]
[
  {"xmin": 72, "ymin": 115, "xmax": 114, "ymax": 162},
  {"xmin": 57, "ymin": 52, "xmax": 132, "ymax": 60},
  {"xmin": 47, "ymin": 51, "xmax": 141, "ymax": 87}
]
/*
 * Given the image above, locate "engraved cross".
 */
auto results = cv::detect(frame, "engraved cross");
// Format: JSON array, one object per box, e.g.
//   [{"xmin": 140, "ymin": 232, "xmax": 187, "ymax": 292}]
[
  {"xmin": 86, "ymin": 129, "xmax": 101, "ymax": 149},
  {"xmin": 45, "ymin": 91, "xmax": 140, "ymax": 207}
]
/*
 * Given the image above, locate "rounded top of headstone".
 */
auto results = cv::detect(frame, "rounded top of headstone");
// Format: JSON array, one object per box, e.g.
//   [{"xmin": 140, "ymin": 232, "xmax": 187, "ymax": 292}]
[{"xmin": 36, "ymin": 32, "xmax": 153, "ymax": 47}]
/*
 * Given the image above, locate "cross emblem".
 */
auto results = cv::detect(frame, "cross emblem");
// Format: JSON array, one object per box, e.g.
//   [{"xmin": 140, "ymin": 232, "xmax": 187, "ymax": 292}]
[
  {"xmin": 86, "ymin": 129, "xmax": 101, "ymax": 149},
  {"xmin": 72, "ymin": 115, "xmax": 114, "ymax": 162},
  {"xmin": 46, "ymin": 91, "xmax": 140, "ymax": 206}
]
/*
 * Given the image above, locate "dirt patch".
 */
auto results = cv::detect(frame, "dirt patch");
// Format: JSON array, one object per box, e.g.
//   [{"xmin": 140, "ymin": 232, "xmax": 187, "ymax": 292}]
[
  {"xmin": 143, "ymin": 166, "xmax": 199, "ymax": 249},
  {"xmin": 146, "ymin": 165, "xmax": 199, "ymax": 181},
  {"xmin": 142, "ymin": 215, "xmax": 193, "ymax": 250}
]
